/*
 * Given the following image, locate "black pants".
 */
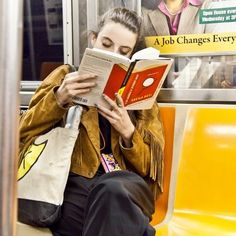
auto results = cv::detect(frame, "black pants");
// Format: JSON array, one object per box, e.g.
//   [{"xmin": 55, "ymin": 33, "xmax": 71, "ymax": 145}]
[{"xmin": 50, "ymin": 170, "xmax": 156, "ymax": 236}]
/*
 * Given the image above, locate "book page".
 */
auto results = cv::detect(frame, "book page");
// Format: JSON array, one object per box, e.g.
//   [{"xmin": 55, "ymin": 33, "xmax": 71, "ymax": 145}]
[
  {"xmin": 131, "ymin": 47, "xmax": 160, "ymax": 61},
  {"xmin": 73, "ymin": 48, "xmax": 130, "ymax": 107}
]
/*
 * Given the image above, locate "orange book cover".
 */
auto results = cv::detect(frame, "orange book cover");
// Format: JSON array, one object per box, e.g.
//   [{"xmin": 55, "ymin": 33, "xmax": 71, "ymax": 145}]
[
  {"xmin": 121, "ymin": 64, "xmax": 168, "ymax": 106},
  {"xmin": 103, "ymin": 62, "xmax": 168, "ymax": 108},
  {"xmin": 103, "ymin": 63, "xmax": 127, "ymax": 101}
]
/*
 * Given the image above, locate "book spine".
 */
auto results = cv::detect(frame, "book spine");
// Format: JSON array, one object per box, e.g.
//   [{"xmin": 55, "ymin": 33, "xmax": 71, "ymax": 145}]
[{"xmin": 119, "ymin": 61, "xmax": 137, "ymax": 90}]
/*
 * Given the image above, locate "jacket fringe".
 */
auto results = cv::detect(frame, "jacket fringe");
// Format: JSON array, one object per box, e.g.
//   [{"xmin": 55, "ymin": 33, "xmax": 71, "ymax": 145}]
[
  {"xmin": 143, "ymin": 129, "xmax": 164, "ymax": 200},
  {"xmin": 129, "ymin": 108, "xmax": 164, "ymax": 200},
  {"xmin": 137, "ymin": 127, "xmax": 164, "ymax": 199}
]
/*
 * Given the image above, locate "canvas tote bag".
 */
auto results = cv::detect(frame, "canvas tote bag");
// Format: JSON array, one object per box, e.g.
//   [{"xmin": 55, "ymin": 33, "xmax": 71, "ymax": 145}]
[{"xmin": 18, "ymin": 105, "xmax": 82, "ymax": 227}]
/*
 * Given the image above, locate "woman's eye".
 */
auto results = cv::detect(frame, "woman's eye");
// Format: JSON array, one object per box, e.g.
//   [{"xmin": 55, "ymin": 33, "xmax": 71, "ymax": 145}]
[
  {"xmin": 120, "ymin": 50, "xmax": 130, "ymax": 56},
  {"xmin": 102, "ymin": 43, "xmax": 111, "ymax": 48}
]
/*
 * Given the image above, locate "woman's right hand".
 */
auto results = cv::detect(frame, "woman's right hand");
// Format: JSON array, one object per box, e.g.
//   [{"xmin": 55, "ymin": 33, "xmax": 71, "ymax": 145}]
[{"xmin": 55, "ymin": 72, "xmax": 97, "ymax": 106}]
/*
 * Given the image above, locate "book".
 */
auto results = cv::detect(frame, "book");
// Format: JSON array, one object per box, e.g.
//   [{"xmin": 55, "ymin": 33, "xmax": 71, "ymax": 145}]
[{"xmin": 73, "ymin": 47, "xmax": 173, "ymax": 110}]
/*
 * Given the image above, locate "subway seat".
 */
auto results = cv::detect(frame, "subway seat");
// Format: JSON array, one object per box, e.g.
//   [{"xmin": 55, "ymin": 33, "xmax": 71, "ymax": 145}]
[{"xmin": 155, "ymin": 107, "xmax": 236, "ymax": 236}]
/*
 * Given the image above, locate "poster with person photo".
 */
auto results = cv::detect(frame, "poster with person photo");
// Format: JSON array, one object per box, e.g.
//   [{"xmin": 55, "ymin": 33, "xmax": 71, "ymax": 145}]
[{"xmin": 142, "ymin": 0, "xmax": 236, "ymax": 88}]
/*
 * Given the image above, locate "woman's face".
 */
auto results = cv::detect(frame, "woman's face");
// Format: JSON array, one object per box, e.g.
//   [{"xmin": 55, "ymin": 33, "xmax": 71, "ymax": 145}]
[{"xmin": 91, "ymin": 22, "xmax": 138, "ymax": 58}]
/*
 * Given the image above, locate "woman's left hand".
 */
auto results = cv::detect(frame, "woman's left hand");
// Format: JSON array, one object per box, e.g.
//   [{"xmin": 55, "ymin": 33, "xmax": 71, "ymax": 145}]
[{"xmin": 96, "ymin": 93, "xmax": 135, "ymax": 148}]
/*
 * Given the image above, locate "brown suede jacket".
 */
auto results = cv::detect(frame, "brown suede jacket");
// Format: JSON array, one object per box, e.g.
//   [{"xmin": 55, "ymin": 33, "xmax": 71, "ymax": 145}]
[{"xmin": 19, "ymin": 65, "xmax": 165, "ymax": 198}]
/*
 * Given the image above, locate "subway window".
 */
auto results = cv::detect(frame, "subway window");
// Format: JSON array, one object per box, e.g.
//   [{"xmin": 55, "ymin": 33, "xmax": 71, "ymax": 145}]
[{"xmin": 22, "ymin": 0, "xmax": 63, "ymax": 81}]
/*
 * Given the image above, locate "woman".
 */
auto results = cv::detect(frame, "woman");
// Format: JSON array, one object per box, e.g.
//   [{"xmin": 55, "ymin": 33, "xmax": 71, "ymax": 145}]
[{"xmin": 19, "ymin": 8, "xmax": 164, "ymax": 236}]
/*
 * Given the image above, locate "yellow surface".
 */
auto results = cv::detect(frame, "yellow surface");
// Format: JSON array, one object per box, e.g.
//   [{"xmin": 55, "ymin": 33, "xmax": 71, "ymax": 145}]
[{"xmin": 156, "ymin": 108, "xmax": 236, "ymax": 236}]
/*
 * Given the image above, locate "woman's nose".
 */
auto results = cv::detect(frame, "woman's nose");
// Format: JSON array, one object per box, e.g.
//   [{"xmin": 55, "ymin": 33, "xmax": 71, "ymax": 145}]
[{"xmin": 113, "ymin": 47, "xmax": 120, "ymax": 55}]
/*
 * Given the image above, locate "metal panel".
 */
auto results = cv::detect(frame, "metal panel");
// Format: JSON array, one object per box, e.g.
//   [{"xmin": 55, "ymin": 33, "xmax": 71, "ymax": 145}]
[
  {"xmin": 63, "ymin": 0, "xmax": 73, "ymax": 64},
  {"xmin": 0, "ymin": 0, "xmax": 23, "ymax": 235},
  {"xmin": 86, "ymin": 0, "xmax": 98, "ymax": 37},
  {"xmin": 158, "ymin": 89, "xmax": 236, "ymax": 104},
  {"xmin": 71, "ymin": 0, "xmax": 80, "ymax": 66}
]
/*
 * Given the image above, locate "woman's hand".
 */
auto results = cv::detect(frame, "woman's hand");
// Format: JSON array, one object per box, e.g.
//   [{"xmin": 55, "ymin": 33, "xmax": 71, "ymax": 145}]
[
  {"xmin": 220, "ymin": 79, "xmax": 233, "ymax": 88},
  {"xmin": 96, "ymin": 93, "xmax": 135, "ymax": 148},
  {"xmin": 55, "ymin": 72, "xmax": 97, "ymax": 106}
]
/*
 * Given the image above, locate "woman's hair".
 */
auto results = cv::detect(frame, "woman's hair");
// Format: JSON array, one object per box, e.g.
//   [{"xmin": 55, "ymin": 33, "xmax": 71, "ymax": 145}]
[
  {"xmin": 98, "ymin": 8, "xmax": 141, "ymax": 35},
  {"xmin": 91, "ymin": 7, "xmax": 144, "ymax": 52}
]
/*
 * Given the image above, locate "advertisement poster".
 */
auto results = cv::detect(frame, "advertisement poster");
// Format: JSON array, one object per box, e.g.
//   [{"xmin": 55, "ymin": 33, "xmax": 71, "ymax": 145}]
[{"xmin": 142, "ymin": 0, "xmax": 236, "ymax": 88}]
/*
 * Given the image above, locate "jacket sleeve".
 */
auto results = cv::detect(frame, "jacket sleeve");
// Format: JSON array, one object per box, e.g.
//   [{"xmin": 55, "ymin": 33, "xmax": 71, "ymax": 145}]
[
  {"xmin": 119, "ymin": 102, "xmax": 165, "ymax": 193},
  {"xmin": 19, "ymin": 65, "xmax": 70, "ymax": 155},
  {"xmin": 119, "ymin": 129, "xmax": 151, "ymax": 176}
]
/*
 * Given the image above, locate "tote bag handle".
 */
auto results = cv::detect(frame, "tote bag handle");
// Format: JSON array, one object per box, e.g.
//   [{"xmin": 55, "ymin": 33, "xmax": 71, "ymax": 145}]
[{"xmin": 65, "ymin": 105, "xmax": 83, "ymax": 129}]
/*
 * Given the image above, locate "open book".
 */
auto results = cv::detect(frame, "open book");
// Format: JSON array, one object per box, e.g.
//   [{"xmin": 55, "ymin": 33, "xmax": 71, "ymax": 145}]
[{"xmin": 73, "ymin": 47, "xmax": 173, "ymax": 110}]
